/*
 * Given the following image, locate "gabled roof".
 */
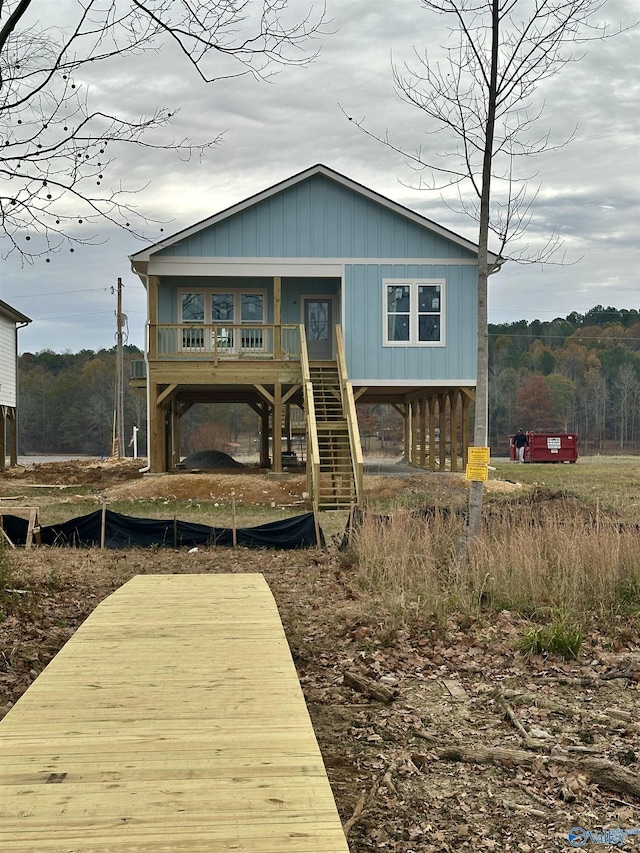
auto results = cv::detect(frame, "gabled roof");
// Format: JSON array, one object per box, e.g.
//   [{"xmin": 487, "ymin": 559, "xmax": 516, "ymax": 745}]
[
  {"xmin": 0, "ymin": 299, "xmax": 31, "ymax": 325},
  {"xmin": 130, "ymin": 163, "xmax": 497, "ymax": 263}
]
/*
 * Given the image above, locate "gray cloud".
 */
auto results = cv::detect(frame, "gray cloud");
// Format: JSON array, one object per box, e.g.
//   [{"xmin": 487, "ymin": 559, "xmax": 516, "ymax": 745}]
[{"xmin": 2, "ymin": 0, "xmax": 638, "ymax": 352}]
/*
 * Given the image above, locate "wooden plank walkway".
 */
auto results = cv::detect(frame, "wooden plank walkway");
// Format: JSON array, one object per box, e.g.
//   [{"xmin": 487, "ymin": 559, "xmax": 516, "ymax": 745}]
[{"xmin": 0, "ymin": 574, "xmax": 349, "ymax": 852}]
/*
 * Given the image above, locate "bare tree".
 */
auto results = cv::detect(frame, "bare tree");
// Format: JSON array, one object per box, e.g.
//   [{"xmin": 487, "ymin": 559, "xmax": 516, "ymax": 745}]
[
  {"xmin": 0, "ymin": 0, "xmax": 326, "ymax": 259},
  {"xmin": 614, "ymin": 362, "xmax": 639, "ymax": 449},
  {"xmin": 348, "ymin": 0, "xmax": 626, "ymax": 555}
]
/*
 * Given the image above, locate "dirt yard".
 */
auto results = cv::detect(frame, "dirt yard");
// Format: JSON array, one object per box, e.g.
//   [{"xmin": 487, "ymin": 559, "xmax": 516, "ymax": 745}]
[{"xmin": 1, "ymin": 459, "xmax": 638, "ymax": 851}]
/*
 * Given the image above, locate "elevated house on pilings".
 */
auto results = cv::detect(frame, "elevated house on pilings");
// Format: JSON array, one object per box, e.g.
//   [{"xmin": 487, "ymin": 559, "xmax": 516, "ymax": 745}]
[
  {"xmin": 0, "ymin": 300, "xmax": 31, "ymax": 470},
  {"xmin": 129, "ymin": 165, "xmax": 500, "ymax": 509}
]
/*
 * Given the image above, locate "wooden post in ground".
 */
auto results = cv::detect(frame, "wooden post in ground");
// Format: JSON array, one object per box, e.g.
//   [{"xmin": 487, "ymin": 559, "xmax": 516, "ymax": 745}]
[
  {"xmin": 284, "ymin": 404, "xmax": 292, "ymax": 454},
  {"xmin": 449, "ymin": 389, "xmax": 459, "ymax": 472},
  {"xmin": 438, "ymin": 393, "xmax": 447, "ymax": 471},
  {"xmin": 272, "ymin": 382, "xmax": 283, "ymax": 473},
  {"xmin": 410, "ymin": 400, "xmax": 418, "ymax": 465},
  {"xmin": 170, "ymin": 398, "xmax": 180, "ymax": 469},
  {"xmin": 419, "ymin": 398, "xmax": 427, "ymax": 468},
  {"xmin": 231, "ymin": 493, "xmax": 237, "ymax": 547},
  {"xmin": 312, "ymin": 500, "xmax": 322, "ymax": 548},
  {"xmin": 403, "ymin": 403, "xmax": 410, "ymax": 462},
  {"xmin": 100, "ymin": 502, "xmax": 107, "ymax": 550},
  {"xmin": 25, "ymin": 508, "xmax": 40, "ymax": 549},
  {"xmin": 461, "ymin": 391, "xmax": 471, "ymax": 466},
  {"xmin": 429, "ymin": 397, "xmax": 437, "ymax": 471},
  {"xmin": 260, "ymin": 403, "xmax": 270, "ymax": 468},
  {"xmin": 149, "ymin": 383, "xmax": 166, "ymax": 473}
]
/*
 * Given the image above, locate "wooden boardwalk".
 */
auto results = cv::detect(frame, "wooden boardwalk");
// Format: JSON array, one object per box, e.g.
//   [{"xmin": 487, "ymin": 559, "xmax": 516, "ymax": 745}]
[{"xmin": 0, "ymin": 574, "xmax": 349, "ymax": 852}]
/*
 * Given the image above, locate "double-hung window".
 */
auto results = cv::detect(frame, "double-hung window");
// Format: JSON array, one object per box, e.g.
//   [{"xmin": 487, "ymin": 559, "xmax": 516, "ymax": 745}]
[{"xmin": 383, "ymin": 279, "xmax": 444, "ymax": 346}]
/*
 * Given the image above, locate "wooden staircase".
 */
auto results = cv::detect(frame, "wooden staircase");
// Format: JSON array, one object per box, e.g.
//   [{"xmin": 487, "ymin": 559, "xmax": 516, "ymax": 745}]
[{"xmin": 309, "ymin": 362, "xmax": 358, "ymax": 509}]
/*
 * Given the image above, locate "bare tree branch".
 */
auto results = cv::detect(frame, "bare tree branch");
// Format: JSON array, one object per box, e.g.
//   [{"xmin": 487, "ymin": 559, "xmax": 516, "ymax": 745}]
[{"xmin": 0, "ymin": 0, "xmax": 328, "ymax": 259}]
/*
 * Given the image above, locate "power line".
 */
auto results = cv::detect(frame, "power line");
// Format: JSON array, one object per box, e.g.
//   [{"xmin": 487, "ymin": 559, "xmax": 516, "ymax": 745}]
[
  {"xmin": 23, "ymin": 309, "xmax": 145, "ymax": 320},
  {"xmin": 489, "ymin": 332, "xmax": 640, "ymax": 342},
  {"xmin": 2, "ymin": 286, "xmax": 108, "ymax": 299}
]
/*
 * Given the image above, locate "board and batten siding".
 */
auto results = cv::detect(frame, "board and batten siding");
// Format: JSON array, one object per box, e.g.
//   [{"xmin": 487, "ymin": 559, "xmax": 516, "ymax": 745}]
[
  {"xmin": 154, "ymin": 174, "xmax": 478, "ymax": 262},
  {"xmin": 344, "ymin": 263, "xmax": 478, "ymax": 383},
  {"xmin": 0, "ymin": 316, "xmax": 17, "ymax": 407}
]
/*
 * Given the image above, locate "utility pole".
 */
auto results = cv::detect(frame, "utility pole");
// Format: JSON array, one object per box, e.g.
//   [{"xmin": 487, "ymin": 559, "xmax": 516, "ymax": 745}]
[{"xmin": 113, "ymin": 277, "xmax": 126, "ymax": 458}]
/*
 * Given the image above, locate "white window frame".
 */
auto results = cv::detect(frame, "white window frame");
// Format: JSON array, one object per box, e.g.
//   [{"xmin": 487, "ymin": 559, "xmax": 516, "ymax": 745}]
[{"xmin": 382, "ymin": 278, "xmax": 445, "ymax": 347}]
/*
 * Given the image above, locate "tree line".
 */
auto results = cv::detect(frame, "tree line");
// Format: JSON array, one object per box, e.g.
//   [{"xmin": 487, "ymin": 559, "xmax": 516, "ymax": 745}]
[
  {"xmin": 17, "ymin": 346, "xmax": 259, "ymax": 459},
  {"xmin": 18, "ymin": 346, "xmax": 147, "ymax": 457},
  {"xmin": 16, "ymin": 305, "xmax": 640, "ymax": 456},
  {"xmin": 489, "ymin": 306, "xmax": 640, "ymax": 453}
]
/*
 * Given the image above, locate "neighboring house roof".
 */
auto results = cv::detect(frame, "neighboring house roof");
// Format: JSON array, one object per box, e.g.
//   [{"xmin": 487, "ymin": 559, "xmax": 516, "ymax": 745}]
[
  {"xmin": 0, "ymin": 299, "xmax": 31, "ymax": 325},
  {"xmin": 130, "ymin": 163, "xmax": 499, "ymax": 264}
]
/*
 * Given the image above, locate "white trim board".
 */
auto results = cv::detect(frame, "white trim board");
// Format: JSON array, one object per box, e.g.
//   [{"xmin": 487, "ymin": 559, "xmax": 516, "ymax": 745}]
[
  {"xmin": 144, "ymin": 258, "xmax": 479, "ymax": 279},
  {"xmin": 147, "ymin": 260, "xmax": 343, "ymax": 277},
  {"xmin": 351, "ymin": 379, "xmax": 476, "ymax": 387}
]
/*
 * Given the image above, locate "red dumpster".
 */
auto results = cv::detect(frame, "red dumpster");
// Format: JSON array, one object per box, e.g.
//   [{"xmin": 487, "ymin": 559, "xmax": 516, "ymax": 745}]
[{"xmin": 510, "ymin": 432, "xmax": 578, "ymax": 463}]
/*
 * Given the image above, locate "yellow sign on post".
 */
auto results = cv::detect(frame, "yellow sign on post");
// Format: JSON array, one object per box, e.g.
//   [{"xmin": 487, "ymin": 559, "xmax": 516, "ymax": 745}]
[
  {"xmin": 466, "ymin": 463, "xmax": 489, "ymax": 481},
  {"xmin": 467, "ymin": 446, "xmax": 491, "ymax": 464}
]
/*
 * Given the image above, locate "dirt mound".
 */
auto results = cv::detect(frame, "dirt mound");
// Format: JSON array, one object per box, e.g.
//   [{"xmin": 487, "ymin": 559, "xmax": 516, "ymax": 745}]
[
  {"xmin": 0, "ymin": 457, "xmax": 143, "ymax": 487},
  {"xmin": 105, "ymin": 472, "xmax": 308, "ymax": 506},
  {"xmin": 489, "ymin": 485, "xmax": 603, "ymax": 521},
  {"xmin": 180, "ymin": 450, "xmax": 243, "ymax": 469}
]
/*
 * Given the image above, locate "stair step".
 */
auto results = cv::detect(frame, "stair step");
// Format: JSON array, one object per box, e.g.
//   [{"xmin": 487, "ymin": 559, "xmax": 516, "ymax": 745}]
[{"xmin": 306, "ymin": 354, "xmax": 360, "ymax": 506}]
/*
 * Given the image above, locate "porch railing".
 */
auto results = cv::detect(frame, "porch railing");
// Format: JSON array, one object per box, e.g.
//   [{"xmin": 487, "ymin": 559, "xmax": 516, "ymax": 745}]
[{"xmin": 151, "ymin": 324, "xmax": 301, "ymax": 360}]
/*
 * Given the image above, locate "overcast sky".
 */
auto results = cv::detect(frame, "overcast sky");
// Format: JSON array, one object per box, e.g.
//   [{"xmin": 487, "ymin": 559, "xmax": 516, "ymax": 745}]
[{"xmin": 1, "ymin": 0, "xmax": 638, "ymax": 354}]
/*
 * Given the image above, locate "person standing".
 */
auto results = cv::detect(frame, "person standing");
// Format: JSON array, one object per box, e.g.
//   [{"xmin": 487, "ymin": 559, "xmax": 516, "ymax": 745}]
[{"xmin": 512, "ymin": 429, "xmax": 529, "ymax": 463}]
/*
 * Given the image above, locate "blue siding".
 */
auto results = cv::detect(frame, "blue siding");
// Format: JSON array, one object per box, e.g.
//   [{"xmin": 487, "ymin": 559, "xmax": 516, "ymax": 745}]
[
  {"xmin": 280, "ymin": 278, "xmax": 340, "ymax": 325},
  {"xmin": 156, "ymin": 174, "xmax": 476, "ymax": 260},
  {"xmin": 344, "ymin": 264, "xmax": 477, "ymax": 382},
  {"xmin": 149, "ymin": 171, "xmax": 479, "ymax": 386}
]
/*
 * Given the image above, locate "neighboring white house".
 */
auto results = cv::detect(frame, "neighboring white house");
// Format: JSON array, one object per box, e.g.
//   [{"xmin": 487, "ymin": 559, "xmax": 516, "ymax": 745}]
[{"xmin": 0, "ymin": 300, "xmax": 31, "ymax": 469}]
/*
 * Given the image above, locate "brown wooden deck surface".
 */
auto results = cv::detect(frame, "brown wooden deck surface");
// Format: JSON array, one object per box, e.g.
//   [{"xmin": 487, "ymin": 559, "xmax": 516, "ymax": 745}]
[{"xmin": 0, "ymin": 574, "xmax": 348, "ymax": 852}]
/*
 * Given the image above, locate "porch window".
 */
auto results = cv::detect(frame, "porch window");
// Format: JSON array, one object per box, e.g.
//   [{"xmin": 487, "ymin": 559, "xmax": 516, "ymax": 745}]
[
  {"xmin": 178, "ymin": 288, "xmax": 266, "ymax": 353},
  {"xmin": 240, "ymin": 293, "xmax": 264, "ymax": 351},
  {"xmin": 212, "ymin": 293, "xmax": 235, "ymax": 351},
  {"xmin": 383, "ymin": 279, "xmax": 444, "ymax": 346},
  {"xmin": 181, "ymin": 292, "xmax": 205, "ymax": 350}
]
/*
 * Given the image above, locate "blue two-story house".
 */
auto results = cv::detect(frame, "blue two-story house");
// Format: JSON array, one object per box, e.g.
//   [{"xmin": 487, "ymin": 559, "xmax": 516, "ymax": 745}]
[{"xmin": 130, "ymin": 164, "xmax": 499, "ymax": 508}]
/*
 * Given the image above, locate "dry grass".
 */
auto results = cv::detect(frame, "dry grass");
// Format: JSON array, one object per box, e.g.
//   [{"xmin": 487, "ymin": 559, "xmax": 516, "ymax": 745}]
[{"xmin": 344, "ymin": 505, "xmax": 640, "ymax": 637}]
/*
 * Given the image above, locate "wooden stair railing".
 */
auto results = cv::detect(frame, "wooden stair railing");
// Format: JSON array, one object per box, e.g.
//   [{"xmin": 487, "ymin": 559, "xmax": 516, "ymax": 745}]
[
  {"xmin": 335, "ymin": 325, "xmax": 363, "ymax": 506},
  {"xmin": 301, "ymin": 326, "xmax": 362, "ymax": 511},
  {"xmin": 308, "ymin": 368, "xmax": 357, "ymax": 511},
  {"xmin": 300, "ymin": 326, "xmax": 321, "ymax": 513}
]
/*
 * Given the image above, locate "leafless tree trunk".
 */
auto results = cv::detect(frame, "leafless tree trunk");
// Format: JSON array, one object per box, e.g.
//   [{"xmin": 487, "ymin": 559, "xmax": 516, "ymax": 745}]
[
  {"xmin": 614, "ymin": 363, "xmax": 639, "ymax": 450},
  {"xmin": 348, "ymin": 0, "xmax": 624, "ymax": 558}
]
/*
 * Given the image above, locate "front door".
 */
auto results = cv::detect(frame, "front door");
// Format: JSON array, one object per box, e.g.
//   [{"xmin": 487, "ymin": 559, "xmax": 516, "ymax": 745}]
[{"xmin": 304, "ymin": 298, "xmax": 333, "ymax": 360}]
